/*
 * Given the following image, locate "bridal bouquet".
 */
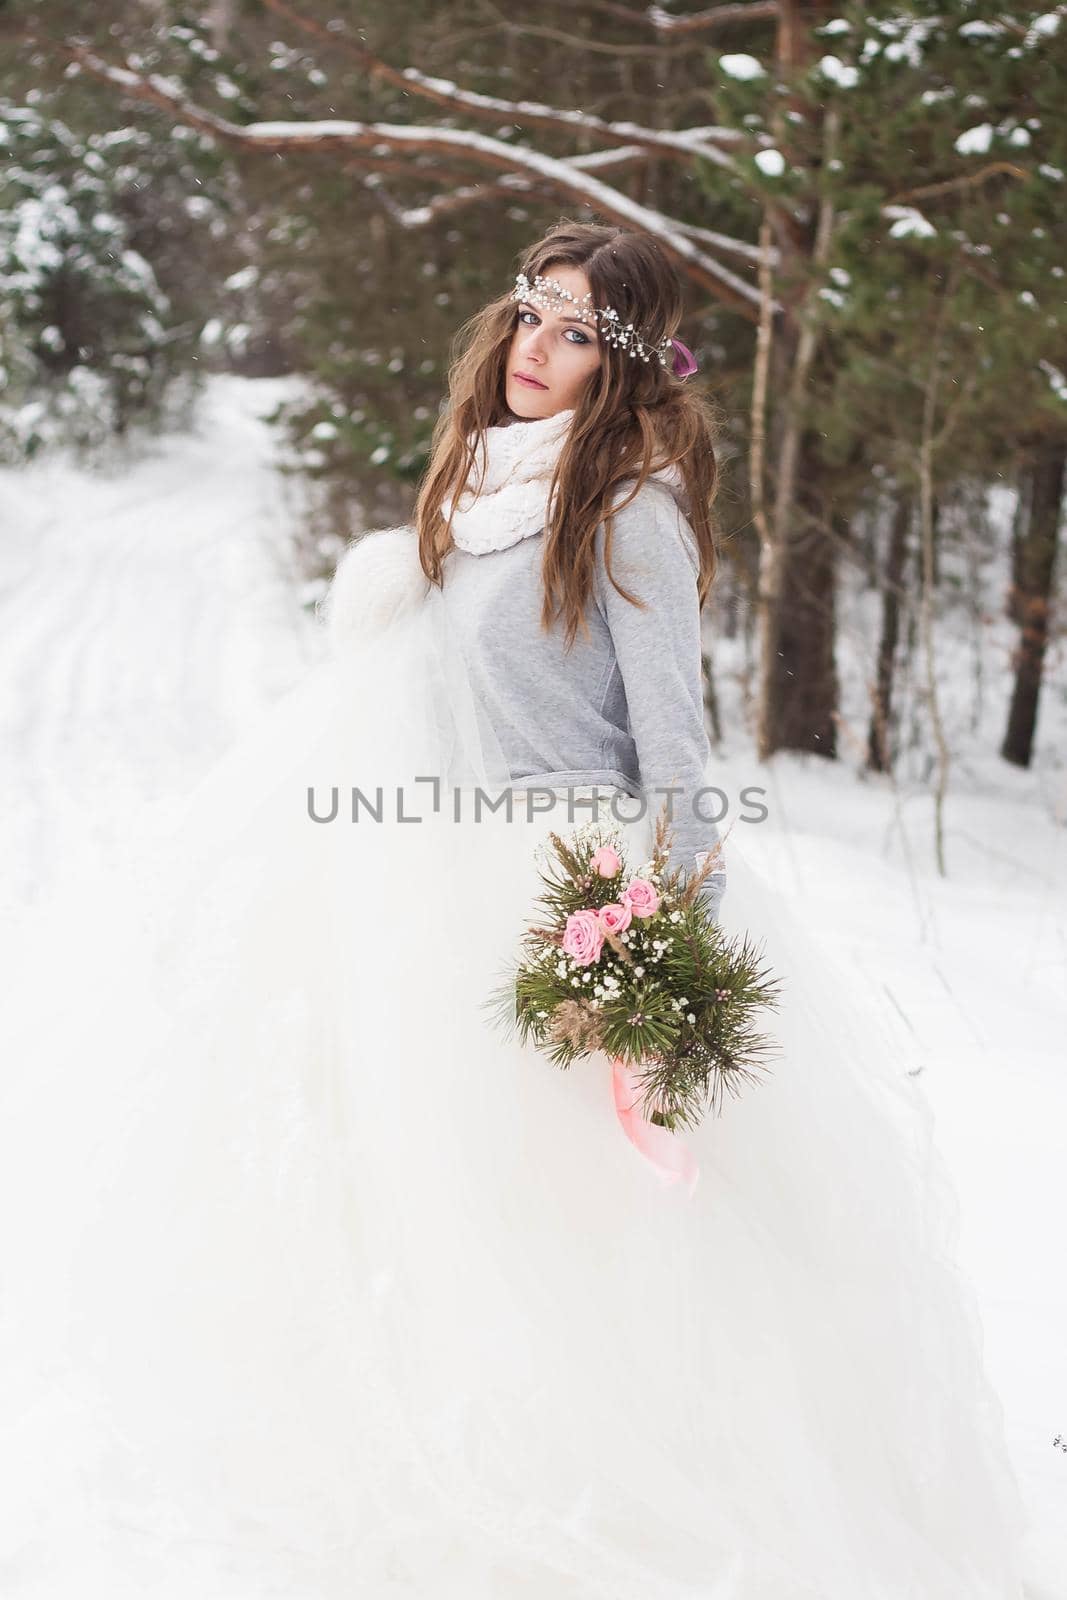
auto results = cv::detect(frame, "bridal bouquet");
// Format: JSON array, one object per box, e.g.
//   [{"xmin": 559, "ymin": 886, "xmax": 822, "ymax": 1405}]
[{"xmin": 486, "ymin": 807, "xmax": 781, "ymax": 1142}]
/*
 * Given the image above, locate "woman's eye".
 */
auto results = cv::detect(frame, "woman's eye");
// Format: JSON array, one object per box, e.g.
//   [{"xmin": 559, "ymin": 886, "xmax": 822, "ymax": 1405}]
[{"xmin": 518, "ymin": 308, "xmax": 592, "ymax": 347}]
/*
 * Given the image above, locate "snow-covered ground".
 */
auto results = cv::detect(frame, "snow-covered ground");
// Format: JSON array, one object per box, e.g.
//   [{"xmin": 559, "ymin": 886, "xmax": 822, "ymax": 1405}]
[{"xmin": 1, "ymin": 375, "xmax": 1064, "ymax": 1595}]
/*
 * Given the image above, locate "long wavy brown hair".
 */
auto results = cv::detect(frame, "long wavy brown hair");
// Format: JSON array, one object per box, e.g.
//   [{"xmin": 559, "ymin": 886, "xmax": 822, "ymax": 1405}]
[{"xmin": 415, "ymin": 220, "xmax": 723, "ymax": 650}]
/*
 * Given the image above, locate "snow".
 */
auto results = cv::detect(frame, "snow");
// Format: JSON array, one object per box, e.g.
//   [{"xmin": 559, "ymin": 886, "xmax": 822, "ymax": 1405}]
[
  {"xmin": 884, "ymin": 204, "xmax": 938, "ymax": 239},
  {"xmin": 881, "ymin": 16, "xmax": 938, "ymax": 67},
  {"xmin": 960, "ymin": 20, "xmax": 1005, "ymax": 40},
  {"xmin": 1039, "ymin": 359, "xmax": 1067, "ymax": 400},
  {"xmin": 1, "ymin": 374, "xmax": 1065, "ymax": 1596},
  {"xmin": 754, "ymin": 148, "xmax": 785, "ymax": 178},
  {"xmin": 717, "ymin": 54, "xmax": 766, "ymax": 81},
  {"xmin": 0, "ymin": 375, "xmax": 319, "ymax": 906},
  {"xmin": 1027, "ymin": 12, "xmax": 1062, "ymax": 43},
  {"xmin": 957, "ymin": 122, "xmax": 995, "ymax": 155},
  {"xmin": 223, "ymin": 263, "xmax": 257, "ymax": 291},
  {"xmin": 817, "ymin": 55, "xmax": 860, "ymax": 89}
]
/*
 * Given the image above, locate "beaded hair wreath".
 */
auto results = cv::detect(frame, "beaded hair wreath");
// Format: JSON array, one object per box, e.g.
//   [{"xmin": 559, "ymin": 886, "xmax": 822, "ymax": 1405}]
[{"xmin": 511, "ymin": 271, "xmax": 698, "ymax": 378}]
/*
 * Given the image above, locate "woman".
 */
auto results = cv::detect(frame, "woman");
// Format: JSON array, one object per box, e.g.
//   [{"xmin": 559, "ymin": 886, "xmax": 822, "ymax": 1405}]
[{"xmin": 0, "ymin": 223, "xmax": 1027, "ymax": 1598}]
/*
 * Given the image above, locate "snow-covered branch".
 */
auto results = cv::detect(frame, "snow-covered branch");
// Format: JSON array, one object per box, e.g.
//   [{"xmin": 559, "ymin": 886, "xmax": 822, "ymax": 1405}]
[
  {"xmin": 367, "ymin": 146, "xmax": 654, "ymax": 230},
  {"xmin": 67, "ymin": 46, "xmax": 776, "ymax": 320},
  {"xmin": 601, "ymin": 1, "xmax": 779, "ymax": 34},
  {"xmin": 671, "ymin": 216, "xmax": 781, "ymax": 269},
  {"xmin": 258, "ymin": 0, "xmax": 746, "ymax": 171},
  {"xmin": 394, "ymin": 71, "xmax": 742, "ymax": 171}
]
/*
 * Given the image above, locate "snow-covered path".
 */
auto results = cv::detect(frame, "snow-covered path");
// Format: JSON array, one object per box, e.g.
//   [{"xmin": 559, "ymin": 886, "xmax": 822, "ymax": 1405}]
[
  {"xmin": 1, "ymin": 375, "xmax": 1064, "ymax": 1595},
  {"xmin": 0, "ymin": 376, "xmax": 319, "ymax": 906}
]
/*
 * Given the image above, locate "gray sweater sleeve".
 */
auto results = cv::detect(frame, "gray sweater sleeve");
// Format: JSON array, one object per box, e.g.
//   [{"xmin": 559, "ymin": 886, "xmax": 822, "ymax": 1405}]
[{"xmin": 592, "ymin": 484, "xmax": 727, "ymax": 919}]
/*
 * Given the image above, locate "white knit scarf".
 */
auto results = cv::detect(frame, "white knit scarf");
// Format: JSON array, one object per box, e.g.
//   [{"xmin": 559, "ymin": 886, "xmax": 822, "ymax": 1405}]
[
  {"xmin": 447, "ymin": 409, "xmax": 683, "ymax": 556},
  {"xmin": 447, "ymin": 409, "xmax": 575, "ymax": 555}
]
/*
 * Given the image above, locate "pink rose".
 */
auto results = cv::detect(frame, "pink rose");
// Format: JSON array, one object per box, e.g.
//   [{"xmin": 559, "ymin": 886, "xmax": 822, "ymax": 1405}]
[
  {"xmin": 590, "ymin": 845, "xmax": 621, "ymax": 879},
  {"xmin": 597, "ymin": 901, "xmax": 633, "ymax": 936},
  {"xmin": 622, "ymin": 877, "xmax": 660, "ymax": 919},
  {"xmin": 562, "ymin": 909, "xmax": 605, "ymax": 966}
]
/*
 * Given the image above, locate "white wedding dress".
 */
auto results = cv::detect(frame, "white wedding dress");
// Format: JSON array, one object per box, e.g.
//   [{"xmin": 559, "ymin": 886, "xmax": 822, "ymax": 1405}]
[{"xmin": 0, "ymin": 532, "xmax": 1027, "ymax": 1599}]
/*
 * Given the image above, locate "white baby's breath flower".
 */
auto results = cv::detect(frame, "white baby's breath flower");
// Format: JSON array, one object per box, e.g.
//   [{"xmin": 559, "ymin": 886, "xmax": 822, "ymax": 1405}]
[{"xmin": 687, "ymin": 1013, "xmax": 696, "ymax": 1024}]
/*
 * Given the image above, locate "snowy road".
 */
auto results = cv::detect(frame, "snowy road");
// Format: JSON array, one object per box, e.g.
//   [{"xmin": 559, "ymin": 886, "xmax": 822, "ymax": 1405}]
[
  {"xmin": 1, "ymin": 374, "xmax": 1064, "ymax": 1595},
  {"xmin": 0, "ymin": 376, "xmax": 318, "ymax": 907}
]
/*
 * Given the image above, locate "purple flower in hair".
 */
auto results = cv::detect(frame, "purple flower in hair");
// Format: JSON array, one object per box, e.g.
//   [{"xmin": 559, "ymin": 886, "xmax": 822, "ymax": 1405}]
[{"xmin": 670, "ymin": 338, "xmax": 698, "ymax": 379}]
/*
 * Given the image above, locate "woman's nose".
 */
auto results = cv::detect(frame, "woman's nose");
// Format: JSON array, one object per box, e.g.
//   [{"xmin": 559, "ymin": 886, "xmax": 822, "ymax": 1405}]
[{"xmin": 521, "ymin": 327, "xmax": 547, "ymax": 361}]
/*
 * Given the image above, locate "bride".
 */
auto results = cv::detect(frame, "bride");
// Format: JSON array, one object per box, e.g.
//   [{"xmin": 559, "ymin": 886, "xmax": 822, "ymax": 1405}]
[{"xmin": 0, "ymin": 222, "xmax": 1028, "ymax": 1598}]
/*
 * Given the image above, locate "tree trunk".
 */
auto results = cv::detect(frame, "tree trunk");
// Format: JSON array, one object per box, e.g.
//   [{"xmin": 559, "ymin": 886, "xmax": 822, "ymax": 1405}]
[
  {"xmin": 758, "ymin": 406, "xmax": 838, "ymax": 758},
  {"xmin": 1005, "ymin": 471, "xmax": 1029, "ymax": 626},
  {"xmin": 776, "ymin": 449, "xmax": 837, "ymax": 754},
  {"xmin": 754, "ymin": 0, "xmax": 840, "ymax": 762},
  {"xmin": 702, "ymin": 648, "xmax": 722, "ymax": 746},
  {"xmin": 1000, "ymin": 438, "xmax": 1065, "ymax": 767},
  {"xmin": 867, "ymin": 494, "xmax": 912, "ymax": 772}
]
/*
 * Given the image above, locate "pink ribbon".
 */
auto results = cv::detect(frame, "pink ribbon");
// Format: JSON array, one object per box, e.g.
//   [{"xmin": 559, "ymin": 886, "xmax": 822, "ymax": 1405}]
[{"xmin": 610, "ymin": 1055, "xmax": 699, "ymax": 1196}]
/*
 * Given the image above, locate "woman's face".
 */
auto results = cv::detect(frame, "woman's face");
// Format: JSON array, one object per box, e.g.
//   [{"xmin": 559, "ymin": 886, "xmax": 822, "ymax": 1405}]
[{"xmin": 505, "ymin": 264, "xmax": 601, "ymax": 420}]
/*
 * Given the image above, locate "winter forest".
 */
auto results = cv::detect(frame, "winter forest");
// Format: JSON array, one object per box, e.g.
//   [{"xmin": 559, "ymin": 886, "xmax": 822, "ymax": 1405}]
[
  {"xmin": 5, "ymin": 2, "xmax": 1065, "ymax": 785},
  {"xmin": 1, "ymin": 1, "xmax": 1066, "ymax": 1594}
]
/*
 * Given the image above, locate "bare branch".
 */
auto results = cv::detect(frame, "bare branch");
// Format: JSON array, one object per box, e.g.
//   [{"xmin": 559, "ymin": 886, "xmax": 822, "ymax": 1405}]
[
  {"xmin": 67, "ymin": 44, "xmax": 776, "ymax": 320},
  {"xmin": 886, "ymin": 161, "xmax": 1029, "ymax": 208},
  {"xmin": 259, "ymin": 0, "xmax": 746, "ymax": 168}
]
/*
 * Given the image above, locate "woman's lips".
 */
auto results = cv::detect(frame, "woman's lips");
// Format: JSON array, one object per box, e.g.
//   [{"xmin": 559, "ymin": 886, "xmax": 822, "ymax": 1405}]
[{"xmin": 513, "ymin": 372, "xmax": 548, "ymax": 390}]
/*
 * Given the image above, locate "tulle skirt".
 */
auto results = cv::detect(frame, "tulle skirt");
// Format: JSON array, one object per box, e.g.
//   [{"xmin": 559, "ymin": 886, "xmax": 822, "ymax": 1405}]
[{"xmin": 0, "ymin": 588, "xmax": 1027, "ymax": 1599}]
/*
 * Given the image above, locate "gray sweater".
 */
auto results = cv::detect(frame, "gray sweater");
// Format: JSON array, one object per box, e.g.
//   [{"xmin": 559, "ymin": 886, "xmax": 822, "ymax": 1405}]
[{"xmin": 440, "ymin": 478, "xmax": 726, "ymax": 913}]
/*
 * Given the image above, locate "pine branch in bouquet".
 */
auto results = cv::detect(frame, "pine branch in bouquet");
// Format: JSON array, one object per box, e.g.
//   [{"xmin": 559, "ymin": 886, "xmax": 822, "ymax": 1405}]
[
  {"xmin": 484, "ymin": 803, "xmax": 782, "ymax": 1130},
  {"xmin": 631, "ymin": 928, "xmax": 782, "ymax": 1131}
]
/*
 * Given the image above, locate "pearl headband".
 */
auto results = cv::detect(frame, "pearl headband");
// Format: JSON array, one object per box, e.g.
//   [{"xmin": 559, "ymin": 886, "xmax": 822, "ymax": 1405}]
[{"xmin": 511, "ymin": 271, "xmax": 698, "ymax": 378}]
